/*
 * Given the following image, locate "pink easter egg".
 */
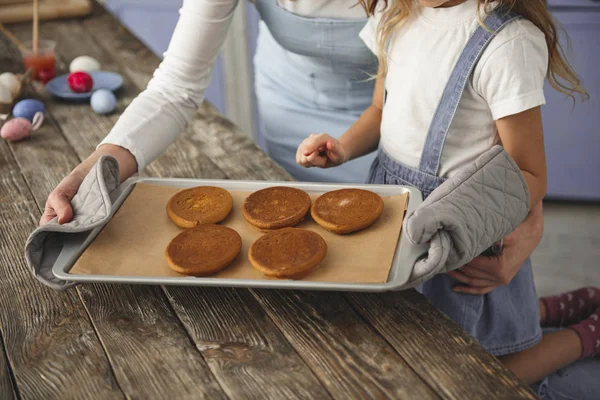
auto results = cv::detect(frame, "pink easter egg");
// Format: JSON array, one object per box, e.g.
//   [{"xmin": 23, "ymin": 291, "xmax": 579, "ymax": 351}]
[{"xmin": 1, "ymin": 117, "xmax": 33, "ymax": 142}]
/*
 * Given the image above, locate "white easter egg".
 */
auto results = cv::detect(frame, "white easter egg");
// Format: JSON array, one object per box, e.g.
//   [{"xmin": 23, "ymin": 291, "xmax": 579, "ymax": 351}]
[
  {"xmin": 0, "ymin": 84, "xmax": 13, "ymax": 105},
  {"xmin": 0, "ymin": 73, "xmax": 20, "ymax": 98},
  {"xmin": 90, "ymin": 89, "xmax": 117, "ymax": 115},
  {"xmin": 69, "ymin": 56, "xmax": 101, "ymax": 73}
]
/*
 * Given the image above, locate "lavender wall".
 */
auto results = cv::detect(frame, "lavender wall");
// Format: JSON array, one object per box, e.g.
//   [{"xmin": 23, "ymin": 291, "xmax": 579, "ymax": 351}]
[{"xmin": 542, "ymin": 9, "xmax": 600, "ymax": 200}]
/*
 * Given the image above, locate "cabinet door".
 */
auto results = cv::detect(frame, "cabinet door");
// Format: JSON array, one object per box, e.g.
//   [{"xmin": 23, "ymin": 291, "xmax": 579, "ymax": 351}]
[{"xmin": 542, "ymin": 11, "xmax": 600, "ymax": 200}]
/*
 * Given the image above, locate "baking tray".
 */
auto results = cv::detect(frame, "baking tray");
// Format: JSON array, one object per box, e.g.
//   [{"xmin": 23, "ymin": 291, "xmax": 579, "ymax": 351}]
[{"xmin": 52, "ymin": 178, "xmax": 428, "ymax": 292}]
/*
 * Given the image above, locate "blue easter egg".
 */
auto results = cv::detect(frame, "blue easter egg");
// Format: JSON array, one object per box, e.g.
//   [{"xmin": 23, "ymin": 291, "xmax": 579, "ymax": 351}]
[
  {"xmin": 90, "ymin": 89, "xmax": 117, "ymax": 115},
  {"xmin": 12, "ymin": 99, "xmax": 46, "ymax": 122}
]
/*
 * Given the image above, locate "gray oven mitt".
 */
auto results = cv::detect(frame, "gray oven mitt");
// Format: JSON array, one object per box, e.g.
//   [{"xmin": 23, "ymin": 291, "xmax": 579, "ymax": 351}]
[
  {"xmin": 25, "ymin": 156, "xmax": 120, "ymax": 290},
  {"xmin": 402, "ymin": 145, "xmax": 530, "ymax": 287}
]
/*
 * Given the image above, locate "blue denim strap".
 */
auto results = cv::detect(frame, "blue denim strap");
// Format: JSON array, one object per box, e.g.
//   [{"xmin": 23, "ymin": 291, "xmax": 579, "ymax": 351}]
[{"xmin": 418, "ymin": 7, "xmax": 521, "ymax": 176}]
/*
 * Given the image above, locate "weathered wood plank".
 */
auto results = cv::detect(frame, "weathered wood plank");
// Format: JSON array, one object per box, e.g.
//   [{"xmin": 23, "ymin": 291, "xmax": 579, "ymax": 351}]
[
  {"xmin": 1, "ymin": 27, "xmax": 230, "ymax": 399},
  {"xmin": 251, "ymin": 290, "xmax": 440, "ymax": 399},
  {"xmin": 0, "ymin": 140, "xmax": 124, "ymax": 399},
  {"xmin": 0, "ymin": 331, "xmax": 17, "ymax": 400},
  {"xmin": 77, "ymin": 284, "xmax": 227, "ymax": 399},
  {"xmin": 191, "ymin": 108, "xmax": 292, "ymax": 181},
  {"xmin": 346, "ymin": 291, "xmax": 537, "ymax": 400},
  {"xmin": 4, "ymin": 94, "xmax": 225, "ymax": 398},
  {"xmin": 164, "ymin": 287, "xmax": 332, "ymax": 400},
  {"xmin": 82, "ymin": 3, "xmax": 159, "ymax": 91}
]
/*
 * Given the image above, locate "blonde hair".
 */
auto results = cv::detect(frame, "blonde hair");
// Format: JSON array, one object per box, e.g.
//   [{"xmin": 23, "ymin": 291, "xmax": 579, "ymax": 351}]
[{"xmin": 358, "ymin": 0, "xmax": 589, "ymax": 101}]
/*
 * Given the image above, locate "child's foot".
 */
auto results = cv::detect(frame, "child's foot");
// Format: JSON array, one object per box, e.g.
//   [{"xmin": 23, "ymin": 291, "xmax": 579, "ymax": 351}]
[
  {"xmin": 570, "ymin": 307, "xmax": 600, "ymax": 358},
  {"xmin": 541, "ymin": 287, "xmax": 600, "ymax": 327}
]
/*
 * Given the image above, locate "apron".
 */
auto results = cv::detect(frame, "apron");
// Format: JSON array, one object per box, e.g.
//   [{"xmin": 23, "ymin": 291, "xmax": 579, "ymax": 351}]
[
  {"xmin": 253, "ymin": 0, "xmax": 377, "ymax": 183},
  {"xmin": 367, "ymin": 8, "xmax": 542, "ymax": 356}
]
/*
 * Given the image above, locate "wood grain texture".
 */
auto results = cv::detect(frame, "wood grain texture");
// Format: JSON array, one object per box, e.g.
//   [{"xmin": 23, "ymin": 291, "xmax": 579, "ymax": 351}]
[
  {"xmin": 346, "ymin": 291, "xmax": 537, "ymax": 400},
  {"xmin": 1, "ymin": 25, "xmax": 231, "ymax": 399},
  {"xmin": 0, "ymin": 140, "xmax": 123, "ymax": 399},
  {"xmin": 4, "ymin": 85, "xmax": 80, "ymax": 209},
  {"xmin": 77, "ymin": 284, "xmax": 227, "ymax": 399},
  {"xmin": 165, "ymin": 287, "xmax": 332, "ymax": 400},
  {"xmin": 252, "ymin": 289, "xmax": 440, "ymax": 400},
  {"xmin": 191, "ymin": 107, "xmax": 291, "ymax": 181},
  {"xmin": 0, "ymin": 331, "xmax": 16, "ymax": 400}
]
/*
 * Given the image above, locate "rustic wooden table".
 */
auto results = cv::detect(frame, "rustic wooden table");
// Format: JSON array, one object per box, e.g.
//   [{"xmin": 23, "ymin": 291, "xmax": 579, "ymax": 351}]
[{"xmin": 0, "ymin": 5, "xmax": 537, "ymax": 400}]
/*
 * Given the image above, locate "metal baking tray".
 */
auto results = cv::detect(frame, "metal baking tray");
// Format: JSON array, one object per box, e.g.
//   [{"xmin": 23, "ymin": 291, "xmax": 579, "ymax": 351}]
[{"xmin": 52, "ymin": 178, "xmax": 428, "ymax": 292}]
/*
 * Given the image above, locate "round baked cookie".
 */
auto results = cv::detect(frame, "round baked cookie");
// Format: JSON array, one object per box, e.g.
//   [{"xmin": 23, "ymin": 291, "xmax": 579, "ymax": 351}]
[
  {"xmin": 311, "ymin": 188, "xmax": 384, "ymax": 234},
  {"xmin": 167, "ymin": 186, "xmax": 233, "ymax": 228},
  {"xmin": 249, "ymin": 228, "xmax": 327, "ymax": 279},
  {"xmin": 165, "ymin": 225, "xmax": 242, "ymax": 276},
  {"xmin": 242, "ymin": 186, "xmax": 311, "ymax": 230}
]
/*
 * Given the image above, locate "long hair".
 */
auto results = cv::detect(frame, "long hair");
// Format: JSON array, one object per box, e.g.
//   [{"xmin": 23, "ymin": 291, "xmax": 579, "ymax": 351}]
[{"xmin": 358, "ymin": 0, "xmax": 588, "ymax": 101}]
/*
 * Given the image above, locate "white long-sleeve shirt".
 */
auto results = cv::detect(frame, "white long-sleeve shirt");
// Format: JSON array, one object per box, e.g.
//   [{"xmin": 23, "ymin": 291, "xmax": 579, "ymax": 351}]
[{"xmin": 100, "ymin": 0, "xmax": 366, "ymax": 171}]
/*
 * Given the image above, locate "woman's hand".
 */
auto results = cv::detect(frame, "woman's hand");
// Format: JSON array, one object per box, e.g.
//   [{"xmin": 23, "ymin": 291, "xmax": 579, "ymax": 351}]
[
  {"xmin": 40, "ymin": 144, "xmax": 138, "ymax": 226},
  {"xmin": 40, "ymin": 171, "xmax": 86, "ymax": 225},
  {"xmin": 296, "ymin": 133, "xmax": 349, "ymax": 168},
  {"xmin": 447, "ymin": 201, "xmax": 544, "ymax": 294}
]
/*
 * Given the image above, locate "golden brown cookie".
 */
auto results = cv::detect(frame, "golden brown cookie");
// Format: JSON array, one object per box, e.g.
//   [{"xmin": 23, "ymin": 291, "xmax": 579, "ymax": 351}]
[
  {"xmin": 165, "ymin": 225, "xmax": 242, "ymax": 276},
  {"xmin": 167, "ymin": 186, "xmax": 233, "ymax": 228},
  {"xmin": 311, "ymin": 188, "xmax": 384, "ymax": 234},
  {"xmin": 249, "ymin": 228, "xmax": 327, "ymax": 279},
  {"xmin": 242, "ymin": 186, "xmax": 311, "ymax": 230}
]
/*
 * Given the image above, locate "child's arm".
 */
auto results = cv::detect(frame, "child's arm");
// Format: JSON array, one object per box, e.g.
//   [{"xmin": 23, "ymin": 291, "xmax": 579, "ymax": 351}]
[
  {"xmin": 496, "ymin": 106, "xmax": 547, "ymax": 208},
  {"xmin": 296, "ymin": 65, "xmax": 385, "ymax": 168}
]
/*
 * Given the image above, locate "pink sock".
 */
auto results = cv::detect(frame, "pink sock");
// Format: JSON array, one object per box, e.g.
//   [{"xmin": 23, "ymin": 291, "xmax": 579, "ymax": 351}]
[
  {"xmin": 569, "ymin": 307, "xmax": 600, "ymax": 358},
  {"xmin": 541, "ymin": 287, "xmax": 600, "ymax": 327}
]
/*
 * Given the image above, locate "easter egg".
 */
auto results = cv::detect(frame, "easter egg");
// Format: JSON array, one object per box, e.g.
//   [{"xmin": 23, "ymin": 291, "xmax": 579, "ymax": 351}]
[
  {"xmin": 12, "ymin": 99, "xmax": 45, "ymax": 122},
  {"xmin": 69, "ymin": 56, "xmax": 101, "ymax": 73},
  {"xmin": 0, "ymin": 72, "xmax": 20, "ymax": 98},
  {"xmin": 67, "ymin": 71, "xmax": 94, "ymax": 93},
  {"xmin": 1, "ymin": 117, "xmax": 32, "ymax": 142},
  {"xmin": 0, "ymin": 84, "xmax": 13, "ymax": 105},
  {"xmin": 90, "ymin": 89, "xmax": 117, "ymax": 115}
]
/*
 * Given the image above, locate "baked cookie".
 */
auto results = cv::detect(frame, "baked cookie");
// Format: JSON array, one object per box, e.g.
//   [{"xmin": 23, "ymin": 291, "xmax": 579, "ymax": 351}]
[
  {"xmin": 167, "ymin": 186, "xmax": 233, "ymax": 228},
  {"xmin": 165, "ymin": 225, "xmax": 242, "ymax": 276},
  {"xmin": 311, "ymin": 188, "xmax": 384, "ymax": 234},
  {"xmin": 249, "ymin": 228, "xmax": 327, "ymax": 279},
  {"xmin": 242, "ymin": 186, "xmax": 311, "ymax": 230}
]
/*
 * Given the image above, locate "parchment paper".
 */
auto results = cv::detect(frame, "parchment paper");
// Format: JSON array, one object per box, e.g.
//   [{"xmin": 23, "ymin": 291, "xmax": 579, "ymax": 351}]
[{"xmin": 70, "ymin": 183, "xmax": 408, "ymax": 284}]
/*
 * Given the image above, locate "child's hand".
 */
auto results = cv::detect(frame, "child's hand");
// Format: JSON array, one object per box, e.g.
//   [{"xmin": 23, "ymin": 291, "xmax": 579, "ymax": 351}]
[{"xmin": 296, "ymin": 133, "xmax": 348, "ymax": 169}]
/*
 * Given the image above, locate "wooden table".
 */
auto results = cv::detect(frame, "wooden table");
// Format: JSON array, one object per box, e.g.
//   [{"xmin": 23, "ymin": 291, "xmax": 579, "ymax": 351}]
[{"xmin": 0, "ymin": 5, "xmax": 537, "ymax": 399}]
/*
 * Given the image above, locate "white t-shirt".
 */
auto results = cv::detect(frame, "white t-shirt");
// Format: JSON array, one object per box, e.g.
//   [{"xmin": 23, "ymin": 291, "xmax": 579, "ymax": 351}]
[
  {"xmin": 100, "ymin": 0, "xmax": 366, "ymax": 171},
  {"xmin": 359, "ymin": 0, "xmax": 548, "ymax": 178}
]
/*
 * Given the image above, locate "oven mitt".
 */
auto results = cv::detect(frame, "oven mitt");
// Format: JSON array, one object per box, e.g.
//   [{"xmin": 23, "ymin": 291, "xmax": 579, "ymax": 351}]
[
  {"xmin": 25, "ymin": 156, "xmax": 120, "ymax": 290},
  {"xmin": 402, "ymin": 145, "xmax": 530, "ymax": 287}
]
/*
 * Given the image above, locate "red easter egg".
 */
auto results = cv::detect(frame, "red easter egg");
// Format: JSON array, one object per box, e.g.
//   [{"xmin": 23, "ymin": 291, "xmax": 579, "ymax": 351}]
[
  {"xmin": 38, "ymin": 68, "xmax": 56, "ymax": 85},
  {"xmin": 67, "ymin": 71, "xmax": 94, "ymax": 93}
]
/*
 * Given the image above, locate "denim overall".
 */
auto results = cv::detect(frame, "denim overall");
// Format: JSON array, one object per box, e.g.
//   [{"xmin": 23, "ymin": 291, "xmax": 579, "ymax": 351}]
[
  {"xmin": 253, "ymin": 0, "xmax": 377, "ymax": 183},
  {"xmin": 367, "ymin": 9, "xmax": 542, "ymax": 356}
]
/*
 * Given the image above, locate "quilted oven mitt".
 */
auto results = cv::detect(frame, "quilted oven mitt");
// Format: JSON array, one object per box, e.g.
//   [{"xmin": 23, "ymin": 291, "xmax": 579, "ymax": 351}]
[
  {"xmin": 25, "ymin": 156, "xmax": 120, "ymax": 290},
  {"xmin": 403, "ymin": 145, "xmax": 530, "ymax": 287}
]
